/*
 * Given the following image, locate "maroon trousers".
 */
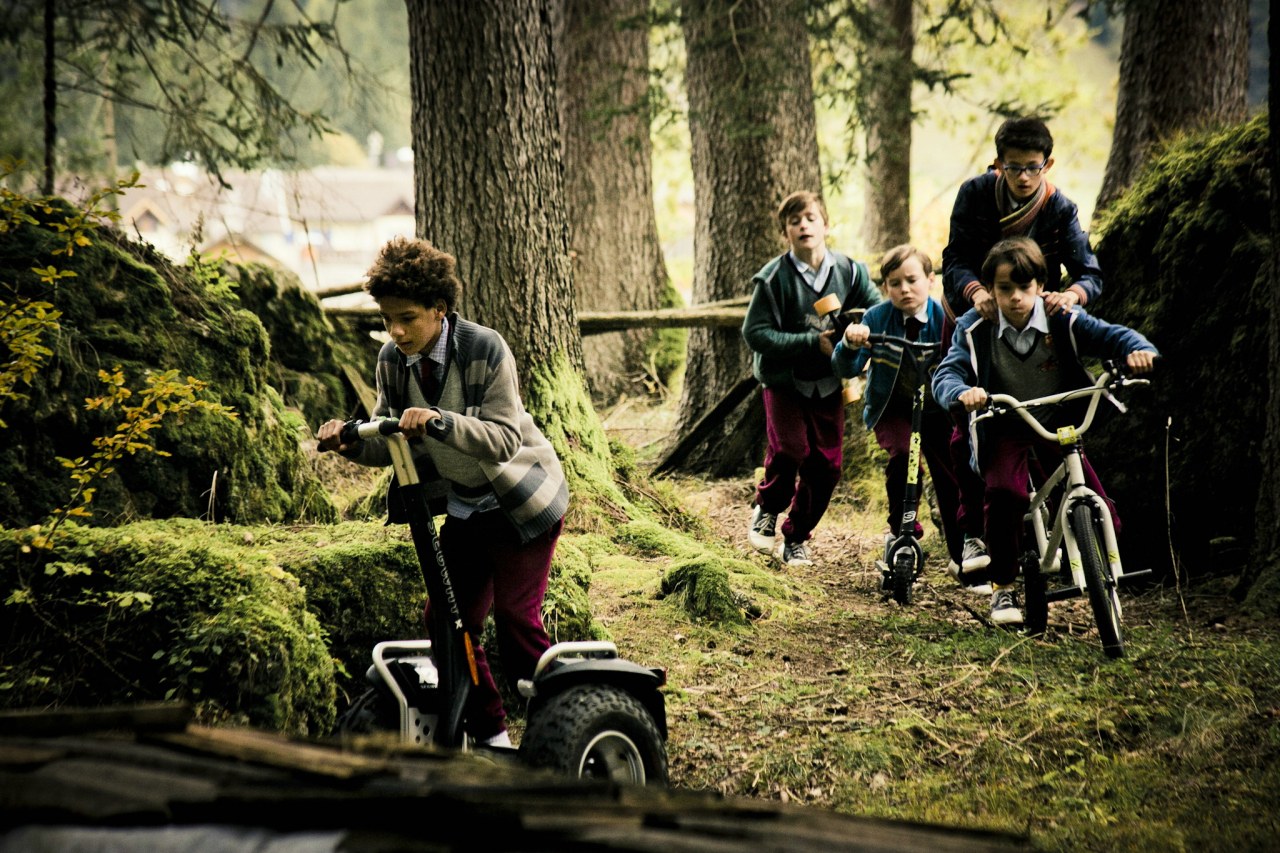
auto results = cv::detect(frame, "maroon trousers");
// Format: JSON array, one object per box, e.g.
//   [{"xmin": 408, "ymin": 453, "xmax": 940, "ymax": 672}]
[
  {"xmin": 756, "ymin": 387, "xmax": 844, "ymax": 544},
  {"xmin": 425, "ymin": 510, "xmax": 561, "ymax": 740},
  {"xmin": 873, "ymin": 406, "xmax": 965, "ymax": 564}
]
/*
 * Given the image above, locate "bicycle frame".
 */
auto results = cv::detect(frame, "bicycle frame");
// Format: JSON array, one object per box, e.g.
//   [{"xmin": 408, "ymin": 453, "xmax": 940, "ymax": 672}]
[{"xmin": 974, "ymin": 366, "xmax": 1151, "ymax": 642}]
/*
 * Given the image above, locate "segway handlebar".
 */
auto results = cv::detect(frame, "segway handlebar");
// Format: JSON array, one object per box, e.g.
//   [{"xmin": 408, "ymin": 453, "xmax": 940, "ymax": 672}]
[{"xmin": 341, "ymin": 417, "xmax": 402, "ymax": 444}]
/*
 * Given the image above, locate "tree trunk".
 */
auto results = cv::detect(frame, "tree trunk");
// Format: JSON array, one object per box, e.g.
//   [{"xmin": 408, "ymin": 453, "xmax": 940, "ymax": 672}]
[
  {"xmin": 405, "ymin": 0, "xmax": 583, "ymax": 388},
  {"xmin": 860, "ymin": 0, "xmax": 913, "ymax": 255},
  {"xmin": 42, "ymin": 0, "xmax": 55, "ymax": 195},
  {"xmin": 674, "ymin": 0, "xmax": 822, "ymax": 474},
  {"xmin": 554, "ymin": 0, "xmax": 669, "ymax": 404},
  {"xmin": 1095, "ymin": 0, "xmax": 1249, "ymax": 212},
  {"xmin": 1240, "ymin": 8, "xmax": 1279, "ymax": 614}
]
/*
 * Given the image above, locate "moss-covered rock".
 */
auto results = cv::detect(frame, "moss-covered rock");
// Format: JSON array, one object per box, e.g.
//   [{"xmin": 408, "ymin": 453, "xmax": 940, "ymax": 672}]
[
  {"xmin": 228, "ymin": 262, "xmax": 378, "ymax": 428},
  {"xmin": 660, "ymin": 556, "xmax": 750, "ymax": 625},
  {"xmin": 1090, "ymin": 115, "xmax": 1270, "ymax": 577},
  {"xmin": 0, "ymin": 203, "xmax": 336, "ymax": 526},
  {"xmin": 0, "ymin": 520, "xmax": 336, "ymax": 735}
]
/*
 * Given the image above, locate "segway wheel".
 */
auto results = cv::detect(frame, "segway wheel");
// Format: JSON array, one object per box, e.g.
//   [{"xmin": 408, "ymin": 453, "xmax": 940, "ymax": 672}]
[
  {"xmin": 520, "ymin": 684, "xmax": 667, "ymax": 785},
  {"xmin": 336, "ymin": 686, "xmax": 397, "ymax": 735}
]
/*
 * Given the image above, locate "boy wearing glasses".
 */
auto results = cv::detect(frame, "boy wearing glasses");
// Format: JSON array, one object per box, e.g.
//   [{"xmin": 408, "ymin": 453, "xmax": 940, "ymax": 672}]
[
  {"xmin": 942, "ymin": 116, "xmax": 1102, "ymax": 322},
  {"xmin": 938, "ymin": 116, "xmax": 1104, "ymax": 583}
]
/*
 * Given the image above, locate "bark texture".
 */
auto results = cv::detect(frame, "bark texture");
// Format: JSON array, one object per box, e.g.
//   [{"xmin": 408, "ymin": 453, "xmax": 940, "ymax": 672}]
[
  {"xmin": 1096, "ymin": 0, "xmax": 1249, "ymax": 211},
  {"xmin": 1241, "ymin": 8, "xmax": 1279, "ymax": 614},
  {"xmin": 554, "ymin": 0, "xmax": 668, "ymax": 403},
  {"xmin": 405, "ymin": 0, "xmax": 582, "ymax": 385},
  {"xmin": 860, "ymin": 0, "xmax": 913, "ymax": 255},
  {"xmin": 674, "ymin": 0, "xmax": 822, "ymax": 473}
]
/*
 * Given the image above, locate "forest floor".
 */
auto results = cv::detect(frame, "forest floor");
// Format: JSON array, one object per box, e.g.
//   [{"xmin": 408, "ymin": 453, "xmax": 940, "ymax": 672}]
[{"xmin": 584, "ymin": 393, "xmax": 1280, "ymax": 853}]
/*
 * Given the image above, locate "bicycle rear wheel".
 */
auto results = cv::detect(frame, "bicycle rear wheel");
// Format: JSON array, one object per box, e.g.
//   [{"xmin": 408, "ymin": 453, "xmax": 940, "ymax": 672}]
[{"xmin": 1070, "ymin": 503, "xmax": 1124, "ymax": 658}]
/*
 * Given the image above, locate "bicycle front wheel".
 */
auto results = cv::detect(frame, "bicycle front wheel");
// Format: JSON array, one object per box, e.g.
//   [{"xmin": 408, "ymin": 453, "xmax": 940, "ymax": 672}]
[{"xmin": 1070, "ymin": 503, "xmax": 1124, "ymax": 658}]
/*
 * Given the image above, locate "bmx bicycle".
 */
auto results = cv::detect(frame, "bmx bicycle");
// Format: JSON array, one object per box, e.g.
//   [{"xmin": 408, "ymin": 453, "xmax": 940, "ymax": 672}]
[
  {"xmin": 327, "ymin": 417, "xmax": 669, "ymax": 783},
  {"xmin": 964, "ymin": 361, "xmax": 1154, "ymax": 658}
]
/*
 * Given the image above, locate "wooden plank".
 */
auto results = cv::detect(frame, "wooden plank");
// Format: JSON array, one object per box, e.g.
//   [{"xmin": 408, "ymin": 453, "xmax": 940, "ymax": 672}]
[
  {"xmin": 652, "ymin": 376, "xmax": 758, "ymax": 476},
  {"xmin": 340, "ymin": 362, "xmax": 378, "ymax": 418},
  {"xmin": 0, "ymin": 702, "xmax": 192, "ymax": 738},
  {"xmin": 323, "ymin": 304, "xmax": 749, "ymax": 335},
  {"xmin": 150, "ymin": 726, "xmax": 390, "ymax": 780}
]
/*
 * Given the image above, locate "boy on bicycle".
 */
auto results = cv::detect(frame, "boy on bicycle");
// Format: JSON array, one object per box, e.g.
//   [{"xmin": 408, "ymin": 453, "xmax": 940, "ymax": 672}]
[
  {"xmin": 940, "ymin": 116, "xmax": 1105, "ymax": 580},
  {"xmin": 832, "ymin": 245, "xmax": 971, "ymax": 584},
  {"xmin": 932, "ymin": 237, "xmax": 1157, "ymax": 626}
]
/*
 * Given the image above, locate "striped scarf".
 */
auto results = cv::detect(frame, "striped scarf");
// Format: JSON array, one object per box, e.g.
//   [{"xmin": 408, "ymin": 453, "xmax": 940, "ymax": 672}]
[{"xmin": 995, "ymin": 173, "xmax": 1055, "ymax": 236}]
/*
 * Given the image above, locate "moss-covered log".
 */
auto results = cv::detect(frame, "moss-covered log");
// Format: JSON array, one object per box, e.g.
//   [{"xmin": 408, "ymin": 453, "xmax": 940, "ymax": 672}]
[{"xmin": 1090, "ymin": 115, "xmax": 1270, "ymax": 578}]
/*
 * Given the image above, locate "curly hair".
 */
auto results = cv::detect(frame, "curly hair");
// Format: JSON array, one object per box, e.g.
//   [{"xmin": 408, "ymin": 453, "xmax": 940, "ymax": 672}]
[
  {"xmin": 363, "ymin": 237, "xmax": 463, "ymax": 312},
  {"xmin": 981, "ymin": 236, "xmax": 1047, "ymax": 287}
]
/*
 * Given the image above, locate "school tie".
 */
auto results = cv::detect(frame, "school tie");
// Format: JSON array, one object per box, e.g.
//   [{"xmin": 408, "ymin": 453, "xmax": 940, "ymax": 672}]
[
  {"xmin": 904, "ymin": 316, "xmax": 923, "ymax": 342},
  {"xmin": 421, "ymin": 360, "xmax": 440, "ymax": 403}
]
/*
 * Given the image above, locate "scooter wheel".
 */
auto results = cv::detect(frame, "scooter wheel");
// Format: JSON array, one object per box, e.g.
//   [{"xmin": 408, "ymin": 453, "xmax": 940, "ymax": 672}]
[{"xmin": 520, "ymin": 684, "xmax": 667, "ymax": 786}]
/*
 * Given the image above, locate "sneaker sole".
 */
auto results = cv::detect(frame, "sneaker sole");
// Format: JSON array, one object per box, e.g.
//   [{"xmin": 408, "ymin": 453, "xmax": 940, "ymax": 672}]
[
  {"xmin": 962, "ymin": 554, "xmax": 992, "ymax": 571},
  {"xmin": 991, "ymin": 610, "xmax": 1024, "ymax": 625},
  {"xmin": 748, "ymin": 532, "xmax": 776, "ymax": 553}
]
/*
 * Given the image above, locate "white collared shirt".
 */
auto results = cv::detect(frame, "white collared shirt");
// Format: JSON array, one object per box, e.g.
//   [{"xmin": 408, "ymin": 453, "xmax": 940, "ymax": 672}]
[
  {"xmin": 404, "ymin": 317, "xmax": 450, "ymax": 381},
  {"xmin": 997, "ymin": 298, "xmax": 1048, "ymax": 355},
  {"xmin": 789, "ymin": 250, "xmax": 835, "ymax": 294}
]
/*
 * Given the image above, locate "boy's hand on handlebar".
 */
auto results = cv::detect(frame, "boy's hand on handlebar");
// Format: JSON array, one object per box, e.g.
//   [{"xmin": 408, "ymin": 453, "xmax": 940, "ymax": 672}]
[
  {"xmin": 843, "ymin": 323, "xmax": 871, "ymax": 348},
  {"xmin": 316, "ymin": 418, "xmax": 351, "ymax": 453},
  {"xmin": 958, "ymin": 387, "xmax": 989, "ymax": 412},
  {"xmin": 398, "ymin": 406, "xmax": 440, "ymax": 438},
  {"xmin": 817, "ymin": 329, "xmax": 836, "ymax": 357},
  {"xmin": 1126, "ymin": 350, "xmax": 1157, "ymax": 375}
]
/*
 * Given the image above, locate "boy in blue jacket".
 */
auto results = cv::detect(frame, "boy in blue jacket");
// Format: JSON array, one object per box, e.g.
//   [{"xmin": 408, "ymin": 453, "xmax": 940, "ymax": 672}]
[
  {"xmin": 933, "ymin": 237, "xmax": 1157, "ymax": 626},
  {"xmin": 743, "ymin": 190, "xmax": 881, "ymax": 567},
  {"xmin": 832, "ymin": 245, "xmax": 970, "ymax": 579}
]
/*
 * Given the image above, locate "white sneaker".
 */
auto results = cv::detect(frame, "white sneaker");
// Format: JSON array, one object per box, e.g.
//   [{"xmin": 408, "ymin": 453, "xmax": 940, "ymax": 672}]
[
  {"xmin": 962, "ymin": 537, "xmax": 991, "ymax": 572},
  {"xmin": 748, "ymin": 505, "xmax": 779, "ymax": 553},
  {"xmin": 990, "ymin": 588, "xmax": 1023, "ymax": 626},
  {"xmin": 777, "ymin": 539, "xmax": 814, "ymax": 567}
]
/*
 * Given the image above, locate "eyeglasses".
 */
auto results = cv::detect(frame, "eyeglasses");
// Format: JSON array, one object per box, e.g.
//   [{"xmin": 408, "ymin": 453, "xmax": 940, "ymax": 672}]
[{"xmin": 1000, "ymin": 162, "xmax": 1046, "ymax": 177}]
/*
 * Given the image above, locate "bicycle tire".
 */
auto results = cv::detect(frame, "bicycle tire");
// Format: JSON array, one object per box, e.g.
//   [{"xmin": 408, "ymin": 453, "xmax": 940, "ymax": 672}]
[
  {"xmin": 1021, "ymin": 550, "xmax": 1048, "ymax": 637},
  {"xmin": 1071, "ymin": 503, "xmax": 1124, "ymax": 658}
]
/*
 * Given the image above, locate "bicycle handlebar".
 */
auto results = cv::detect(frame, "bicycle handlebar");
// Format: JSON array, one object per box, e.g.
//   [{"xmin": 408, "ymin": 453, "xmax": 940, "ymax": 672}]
[{"xmin": 955, "ymin": 363, "xmax": 1154, "ymax": 442}]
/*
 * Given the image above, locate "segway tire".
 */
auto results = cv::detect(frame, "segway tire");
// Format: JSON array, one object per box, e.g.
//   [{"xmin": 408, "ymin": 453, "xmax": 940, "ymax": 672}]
[
  {"xmin": 336, "ymin": 687, "xmax": 396, "ymax": 735},
  {"xmin": 520, "ymin": 684, "xmax": 668, "ymax": 786}
]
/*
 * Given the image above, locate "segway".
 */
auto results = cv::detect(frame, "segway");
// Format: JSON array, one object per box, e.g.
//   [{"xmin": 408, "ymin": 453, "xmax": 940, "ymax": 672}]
[{"xmin": 330, "ymin": 418, "xmax": 669, "ymax": 784}]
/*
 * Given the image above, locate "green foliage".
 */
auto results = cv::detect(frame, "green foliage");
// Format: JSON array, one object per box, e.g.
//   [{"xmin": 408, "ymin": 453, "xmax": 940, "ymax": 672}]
[
  {"xmin": 1089, "ymin": 114, "xmax": 1271, "ymax": 577},
  {"xmin": 0, "ymin": 520, "xmax": 336, "ymax": 735},
  {"xmin": 0, "ymin": 188, "xmax": 336, "ymax": 526}
]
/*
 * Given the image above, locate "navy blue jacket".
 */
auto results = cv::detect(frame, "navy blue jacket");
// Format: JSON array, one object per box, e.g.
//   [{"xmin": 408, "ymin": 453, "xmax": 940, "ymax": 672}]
[
  {"xmin": 932, "ymin": 303, "xmax": 1157, "ymax": 470},
  {"xmin": 941, "ymin": 170, "xmax": 1103, "ymax": 318},
  {"xmin": 831, "ymin": 297, "xmax": 947, "ymax": 429}
]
